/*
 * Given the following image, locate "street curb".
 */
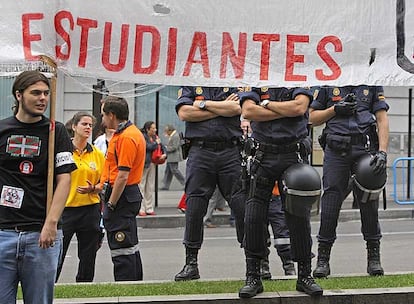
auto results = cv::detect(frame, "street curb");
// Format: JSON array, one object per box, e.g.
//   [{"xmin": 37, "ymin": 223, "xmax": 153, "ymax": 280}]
[
  {"xmin": 136, "ymin": 208, "xmax": 414, "ymax": 229},
  {"xmin": 52, "ymin": 287, "xmax": 414, "ymax": 303}
]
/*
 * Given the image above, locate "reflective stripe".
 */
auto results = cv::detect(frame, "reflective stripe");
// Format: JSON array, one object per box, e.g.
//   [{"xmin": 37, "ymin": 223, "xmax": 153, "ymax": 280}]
[
  {"xmin": 274, "ymin": 238, "xmax": 291, "ymax": 245},
  {"xmin": 286, "ymin": 188, "xmax": 321, "ymax": 196},
  {"xmin": 110, "ymin": 244, "xmax": 139, "ymax": 258}
]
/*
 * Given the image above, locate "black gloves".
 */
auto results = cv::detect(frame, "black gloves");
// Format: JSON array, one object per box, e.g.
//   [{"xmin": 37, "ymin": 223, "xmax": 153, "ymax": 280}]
[
  {"xmin": 334, "ymin": 93, "xmax": 357, "ymax": 116},
  {"xmin": 369, "ymin": 151, "xmax": 387, "ymax": 175}
]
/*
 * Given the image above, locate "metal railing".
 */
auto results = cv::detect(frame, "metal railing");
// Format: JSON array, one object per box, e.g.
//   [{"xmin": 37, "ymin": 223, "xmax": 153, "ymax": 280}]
[{"xmin": 393, "ymin": 157, "xmax": 414, "ymax": 204}]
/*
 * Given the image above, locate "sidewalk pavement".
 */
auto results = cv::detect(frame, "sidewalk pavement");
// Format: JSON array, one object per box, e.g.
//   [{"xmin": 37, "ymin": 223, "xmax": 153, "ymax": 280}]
[
  {"xmin": 138, "ymin": 183, "xmax": 414, "ymax": 229},
  {"xmin": 52, "ymin": 183, "xmax": 414, "ymax": 304}
]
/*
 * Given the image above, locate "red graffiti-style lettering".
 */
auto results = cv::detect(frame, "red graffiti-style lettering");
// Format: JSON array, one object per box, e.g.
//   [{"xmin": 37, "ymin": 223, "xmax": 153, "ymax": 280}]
[
  {"xmin": 22, "ymin": 13, "xmax": 44, "ymax": 61},
  {"xmin": 102, "ymin": 22, "xmax": 129, "ymax": 72},
  {"xmin": 316, "ymin": 35, "xmax": 342, "ymax": 80},
  {"xmin": 253, "ymin": 33, "xmax": 280, "ymax": 80},
  {"xmin": 285, "ymin": 34, "xmax": 309, "ymax": 81},
  {"xmin": 220, "ymin": 32, "xmax": 247, "ymax": 79},
  {"xmin": 77, "ymin": 18, "xmax": 98, "ymax": 68},
  {"xmin": 166, "ymin": 28, "xmax": 178, "ymax": 76},
  {"xmin": 55, "ymin": 11, "xmax": 74, "ymax": 60},
  {"xmin": 183, "ymin": 32, "xmax": 210, "ymax": 78},
  {"xmin": 133, "ymin": 25, "xmax": 161, "ymax": 74}
]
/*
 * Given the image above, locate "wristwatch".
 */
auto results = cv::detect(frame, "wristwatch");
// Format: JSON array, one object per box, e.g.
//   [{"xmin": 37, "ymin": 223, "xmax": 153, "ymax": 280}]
[
  {"xmin": 260, "ymin": 99, "xmax": 270, "ymax": 108},
  {"xmin": 107, "ymin": 201, "xmax": 115, "ymax": 211},
  {"xmin": 198, "ymin": 100, "xmax": 207, "ymax": 110}
]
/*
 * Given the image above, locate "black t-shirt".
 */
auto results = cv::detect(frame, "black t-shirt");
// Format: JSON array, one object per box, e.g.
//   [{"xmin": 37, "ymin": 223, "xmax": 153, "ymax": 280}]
[{"xmin": 0, "ymin": 116, "xmax": 77, "ymax": 228}]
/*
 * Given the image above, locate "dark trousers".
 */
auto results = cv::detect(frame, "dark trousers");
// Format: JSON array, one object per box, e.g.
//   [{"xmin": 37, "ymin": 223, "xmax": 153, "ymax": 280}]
[
  {"xmin": 243, "ymin": 152, "xmax": 313, "ymax": 262},
  {"xmin": 317, "ymin": 145, "xmax": 382, "ymax": 245},
  {"xmin": 57, "ymin": 204, "xmax": 101, "ymax": 282},
  {"xmin": 184, "ymin": 145, "xmax": 241, "ymax": 249},
  {"xmin": 103, "ymin": 186, "xmax": 143, "ymax": 281}
]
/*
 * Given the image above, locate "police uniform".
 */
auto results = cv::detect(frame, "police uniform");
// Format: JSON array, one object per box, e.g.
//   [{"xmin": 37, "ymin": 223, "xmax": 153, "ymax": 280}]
[
  {"xmin": 237, "ymin": 87, "xmax": 322, "ymax": 298},
  {"xmin": 310, "ymin": 85, "xmax": 389, "ymax": 278},
  {"xmin": 174, "ymin": 86, "xmax": 242, "ymax": 281},
  {"xmin": 100, "ymin": 121, "xmax": 145, "ymax": 281}
]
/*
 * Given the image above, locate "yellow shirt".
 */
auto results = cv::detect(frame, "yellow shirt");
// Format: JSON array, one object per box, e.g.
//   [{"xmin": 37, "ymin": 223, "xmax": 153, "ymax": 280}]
[{"xmin": 66, "ymin": 143, "xmax": 105, "ymax": 207}]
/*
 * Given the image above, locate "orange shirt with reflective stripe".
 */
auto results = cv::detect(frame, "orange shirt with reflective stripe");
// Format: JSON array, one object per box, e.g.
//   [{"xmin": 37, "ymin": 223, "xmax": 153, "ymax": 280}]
[{"xmin": 100, "ymin": 124, "xmax": 145, "ymax": 185}]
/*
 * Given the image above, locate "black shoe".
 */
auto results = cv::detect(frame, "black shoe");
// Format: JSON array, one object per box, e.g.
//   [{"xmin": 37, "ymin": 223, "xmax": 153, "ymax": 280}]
[
  {"xmin": 239, "ymin": 276, "xmax": 263, "ymax": 298},
  {"xmin": 283, "ymin": 261, "xmax": 296, "ymax": 276},
  {"xmin": 296, "ymin": 276, "xmax": 323, "ymax": 296},
  {"xmin": 313, "ymin": 261, "xmax": 330, "ymax": 278},
  {"xmin": 174, "ymin": 264, "xmax": 200, "ymax": 281}
]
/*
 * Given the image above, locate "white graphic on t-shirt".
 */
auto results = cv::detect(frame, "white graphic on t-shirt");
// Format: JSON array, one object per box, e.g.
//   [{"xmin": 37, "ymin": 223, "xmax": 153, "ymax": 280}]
[{"xmin": 0, "ymin": 185, "xmax": 24, "ymax": 209}]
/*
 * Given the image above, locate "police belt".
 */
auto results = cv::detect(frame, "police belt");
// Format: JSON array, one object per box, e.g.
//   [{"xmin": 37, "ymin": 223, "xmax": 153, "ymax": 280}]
[
  {"xmin": 191, "ymin": 138, "xmax": 238, "ymax": 151},
  {"xmin": 258, "ymin": 141, "xmax": 300, "ymax": 154},
  {"xmin": 332, "ymin": 133, "xmax": 369, "ymax": 145},
  {"xmin": 349, "ymin": 133, "xmax": 369, "ymax": 145}
]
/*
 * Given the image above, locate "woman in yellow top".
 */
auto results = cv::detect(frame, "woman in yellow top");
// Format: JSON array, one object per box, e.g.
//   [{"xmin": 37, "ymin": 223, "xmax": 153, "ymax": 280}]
[{"xmin": 56, "ymin": 112, "xmax": 105, "ymax": 282}]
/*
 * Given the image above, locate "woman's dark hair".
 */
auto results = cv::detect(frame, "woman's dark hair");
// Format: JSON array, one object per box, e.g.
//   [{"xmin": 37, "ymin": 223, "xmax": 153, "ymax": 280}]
[
  {"xmin": 142, "ymin": 121, "xmax": 155, "ymax": 133},
  {"xmin": 12, "ymin": 70, "xmax": 50, "ymax": 115},
  {"xmin": 71, "ymin": 111, "xmax": 97, "ymax": 128}
]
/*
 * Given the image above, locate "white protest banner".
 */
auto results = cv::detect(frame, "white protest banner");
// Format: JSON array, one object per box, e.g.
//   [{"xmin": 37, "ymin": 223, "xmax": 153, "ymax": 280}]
[{"xmin": 1, "ymin": 0, "xmax": 414, "ymax": 86}]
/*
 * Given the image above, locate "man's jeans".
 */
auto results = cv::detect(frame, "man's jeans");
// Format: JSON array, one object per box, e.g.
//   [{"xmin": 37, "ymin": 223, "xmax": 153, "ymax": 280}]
[{"xmin": 0, "ymin": 229, "xmax": 63, "ymax": 304}]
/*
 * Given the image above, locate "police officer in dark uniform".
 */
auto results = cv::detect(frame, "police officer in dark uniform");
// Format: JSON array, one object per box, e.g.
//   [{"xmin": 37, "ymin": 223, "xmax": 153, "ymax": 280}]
[
  {"xmin": 309, "ymin": 86, "xmax": 389, "ymax": 278},
  {"xmin": 236, "ymin": 87, "xmax": 323, "ymax": 298},
  {"xmin": 174, "ymin": 86, "xmax": 242, "ymax": 281}
]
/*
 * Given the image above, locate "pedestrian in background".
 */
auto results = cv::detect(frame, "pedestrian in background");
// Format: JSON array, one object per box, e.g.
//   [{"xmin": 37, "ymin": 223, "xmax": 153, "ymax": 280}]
[
  {"xmin": 310, "ymin": 85, "xmax": 389, "ymax": 278},
  {"xmin": 94, "ymin": 122, "xmax": 115, "ymax": 156},
  {"xmin": 160, "ymin": 124, "xmax": 185, "ymax": 190},
  {"xmin": 56, "ymin": 112, "xmax": 105, "ymax": 282},
  {"xmin": 0, "ymin": 70, "xmax": 76, "ymax": 303},
  {"xmin": 203, "ymin": 186, "xmax": 227, "ymax": 228},
  {"xmin": 100, "ymin": 96, "xmax": 145, "ymax": 281},
  {"xmin": 138, "ymin": 121, "xmax": 166, "ymax": 216}
]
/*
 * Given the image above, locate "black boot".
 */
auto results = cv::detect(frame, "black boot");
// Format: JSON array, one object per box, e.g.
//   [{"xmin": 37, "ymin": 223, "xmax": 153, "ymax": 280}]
[
  {"xmin": 313, "ymin": 243, "xmax": 332, "ymax": 278},
  {"xmin": 367, "ymin": 241, "xmax": 384, "ymax": 276},
  {"xmin": 174, "ymin": 248, "xmax": 200, "ymax": 281},
  {"xmin": 260, "ymin": 256, "xmax": 272, "ymax": 280},
  {"xmin": 239, "ymin": 258, "xmax": 264, "ymax": 298},
  {"xmin": 296, "ymin": 261, "xmax": 323, "ymax": 297},
  {"xmin": 280, "ymin": 255, "xmax": 296, "ymax": 276}
]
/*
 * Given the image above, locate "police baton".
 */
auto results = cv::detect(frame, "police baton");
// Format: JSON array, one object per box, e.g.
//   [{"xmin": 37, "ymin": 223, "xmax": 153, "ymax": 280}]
[{"xmin": 383, "ymin": 187, "xmax": 387, "ymax": 210}]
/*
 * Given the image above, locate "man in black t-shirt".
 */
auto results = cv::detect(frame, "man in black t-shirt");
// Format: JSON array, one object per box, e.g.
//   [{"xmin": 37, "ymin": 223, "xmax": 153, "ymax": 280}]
[{"xmin": 0, "ymin": 70, "xmax": 76, "ymax": 304}]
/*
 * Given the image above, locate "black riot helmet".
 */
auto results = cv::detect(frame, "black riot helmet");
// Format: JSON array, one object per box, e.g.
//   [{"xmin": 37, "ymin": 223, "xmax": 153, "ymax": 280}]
[
  {"xmin": 353, "ymin": 154, "xmax": 387, "ymax": 203},
  {"xmin": 281, "ymin": 163, "xmax": 321, "ymax": 217}
]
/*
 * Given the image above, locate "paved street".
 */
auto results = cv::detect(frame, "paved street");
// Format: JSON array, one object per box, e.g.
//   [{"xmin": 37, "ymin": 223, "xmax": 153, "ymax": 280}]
[{"xmin": 57, "ymin": 217, "xmax": 414, "ymax": 283}]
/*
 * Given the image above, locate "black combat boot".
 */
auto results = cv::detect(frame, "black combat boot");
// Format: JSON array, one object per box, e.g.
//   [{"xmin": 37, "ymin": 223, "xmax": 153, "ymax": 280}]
[
  {"xmin": 280, "ymin": 255, "xmax": 296, "ymax": 276},
  {"xmin": 239, "ymin": 258, "xmax": 264, "ymax": 298},
  {"xmin": 260, "ymin": 256, "xmax": 272, "ymax": 280},
  {"xmin": 296, "ymin": 261, "xmax": 323, "ymax": 297},
  {"xmin": 367, "ymin": 240, "xmax": 384, "ymax": 276},
  {"xmin": 313, "ymin": 243, "xmax": 332, "ymax": 278},
  {"xmin": 174, "ymin": 248, "xmax": 200, "ymax": 281}
]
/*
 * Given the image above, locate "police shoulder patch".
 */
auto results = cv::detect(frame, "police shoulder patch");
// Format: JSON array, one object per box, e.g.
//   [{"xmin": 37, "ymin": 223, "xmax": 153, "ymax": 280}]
[
  {"xmin": 195, "ymin": 87, "xmax": 203, "ymax": 95},
  {"xmin": 177, "ymin": 88, "xmax": 182, "ymax": 98},
  {"xmin": 333, "ymin": 88, "xmax": 340, "ymax": 96},
  {"xmin": 261, "ymin": 87, "xmax": 269, "ymax": 92},
  {"xmin": 363, "ymin": 89, "xmax": 369, "ymax": 96},
  {"xmin": 223, "ymin": 87, "xmax": 229, "ymax": 92}
]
